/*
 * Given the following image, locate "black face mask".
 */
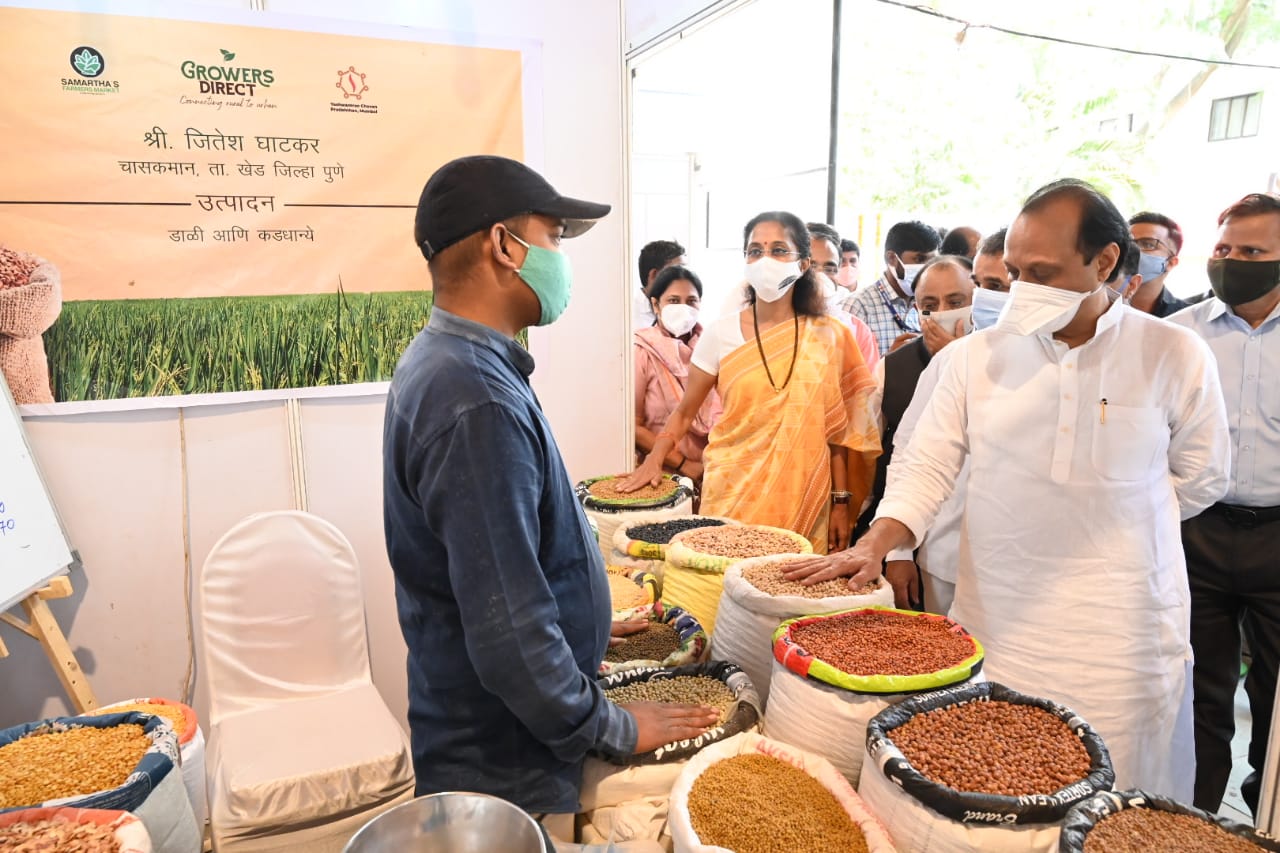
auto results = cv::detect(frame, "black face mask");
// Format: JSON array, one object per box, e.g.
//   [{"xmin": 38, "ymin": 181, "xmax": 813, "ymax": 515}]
[{"xmin": 1207, "ymin": 257, "xmax": 1280, "ymax": 307}]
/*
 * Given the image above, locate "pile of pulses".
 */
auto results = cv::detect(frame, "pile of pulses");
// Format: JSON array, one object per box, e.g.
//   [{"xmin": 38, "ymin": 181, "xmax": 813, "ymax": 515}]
[
  {"xmin": 0, "ymin": 247, "xmax": 38, "ymax": 290},
  {"xmin": 743, "ymin": 561, "xmax": 882, "ymax": 598},
  {"xmin": 627, "ymin": 517, "xmax": 724, "ymax": 544},
  {"xmin": 0, "ymin": 724, "xmax": 150, "ymax": 809},
  {"xmin": 588, "ymin": 477, "xmax": 676, "ymax": 502},
  {"xmin": 791, "ymin": 610, "xmax": 973, "ymax": 675},
  {"xmin": 604, "ymin": 622, "xmax": 681, "ymax": 662},
  {"xmin": 92, "ymin": 702, "xmax": 186, "ymax": 737},
  {"xmin": 604, "ymin": 676, "xmax": 734, "ymax": 725},
  {"xmin": 608, "ymin": 575, "xmax": 650, "ymax": 610},
  {"xmin": 0, "ymin": 817, "xmax": 122, "ymax": 853},
  {"xmin": 892, "ymin": 700, "xmax": 1091, "ymax": 796},
  {"xmin": 1083, "ymin": 808, "xmax": 1266, "ymax": 853},
  {"xmin": 688, "ymin": 754, "xmax": 868, "ymax": 853},
  {"xmin": 679, "ymin": 526, "xmax": 803, "ymax": 559}
]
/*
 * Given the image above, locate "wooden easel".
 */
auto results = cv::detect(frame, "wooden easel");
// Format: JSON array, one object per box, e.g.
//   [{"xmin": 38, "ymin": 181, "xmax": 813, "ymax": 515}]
[{"xmin": 0, "ymin": 575, "xmax": 98, "ymax": 712}]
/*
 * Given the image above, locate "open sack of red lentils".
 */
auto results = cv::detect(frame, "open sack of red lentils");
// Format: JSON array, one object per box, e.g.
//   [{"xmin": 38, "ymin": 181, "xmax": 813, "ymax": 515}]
[
  {"xmin": 0, "ymin": 806, "xmax": 153, "ymax": 852},
  {"xmin": 578, "ymin": 475, "xmax": 694, "ymax": 570},
  {"xmin": 1057, "ymin": 789, "xmax": 1280, "ymax": 852},
  {"xmin": 609, "ymin": 570, "xmax": 661, "ymax": 622},
  {"xmin": 611, "ymin": 515, "xmax": 741, "ymax": 576},
  {"xmin": 0, "ymin": 712, "xmax": 201, "ymax": 853},
  {"xmin": 764, "ymin": 607, "xmax": 984, "ymax": 784},
  {"xmin": 579, "ymin": 662, "xmax": 761, "ymax": 848},
  {"xmin": 90, "ymin": 698, "xmax": 207, "ymax": 829},
  {"xmin": 600, "ymin": 603, "xmax": 709, "ymax": 676},
  {"xmin": 859, "ymin": 682, "xmax": 1114, "ymax": 853},
  {"xmin": 662, "ymin": 524, "xmax": 811, "ymax": 635},
  {"xmin": 711, "ymin": 554, "xmax": 895, "ymax": 707},
  {"xmin": 667, "ymin": 731, "xmax": 897, "ymax": 853}
]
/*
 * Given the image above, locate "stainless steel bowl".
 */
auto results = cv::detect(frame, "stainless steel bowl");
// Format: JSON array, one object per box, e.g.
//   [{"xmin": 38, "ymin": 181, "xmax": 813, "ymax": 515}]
[{"xmin": 343, "ymin": 792, "xmax": 550, "ymax": 853}]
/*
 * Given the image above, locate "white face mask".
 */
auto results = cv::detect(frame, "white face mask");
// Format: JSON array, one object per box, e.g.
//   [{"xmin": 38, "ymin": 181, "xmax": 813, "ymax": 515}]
[
  {"xmin": 836, "ymin": 265, "xmax": 858, "ymax": 289},
  {"xmin": 659, "ymin": 303, "xmax": 699, "ymax": 337},
  {"xmin": 896, "ymin": 261, "xmax": 925, "ymax": 296},
  {"xmin": 970, "ymin": 287, "xmax": 1011, "ymax": 330},
  {"xmin": 995, "ymin": 280, "xmax": 1104, "ymax": 336},
  {"xmin": 745, "ymin": 257, "xmax": 802, "ymax": 303},
  {"xmin": 923, "ymin": 306, "xmax": 974, "ymax": 336}
]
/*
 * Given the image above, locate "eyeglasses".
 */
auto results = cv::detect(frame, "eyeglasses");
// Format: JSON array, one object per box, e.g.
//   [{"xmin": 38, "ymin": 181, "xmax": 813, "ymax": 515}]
[
  {"xmin": 744, "ymin": 247, "xmax": 800, "ymax": 261},
  {"xmin": 1133, "ymin": 237, "xmax": 1175, "ymax": 255},
  {"xmin": 814, "ymin": 262, "xmax": 839, "ymax": 275}
]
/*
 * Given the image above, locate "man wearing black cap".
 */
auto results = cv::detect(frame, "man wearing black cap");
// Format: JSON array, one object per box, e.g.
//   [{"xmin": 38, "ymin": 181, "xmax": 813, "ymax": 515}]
[{"xmin": 383, "ymin": 155, "xmax": 716, "ymax": 837}]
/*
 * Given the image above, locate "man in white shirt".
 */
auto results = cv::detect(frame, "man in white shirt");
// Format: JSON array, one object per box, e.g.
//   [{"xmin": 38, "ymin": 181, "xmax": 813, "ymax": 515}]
[
  {"xmin": 632, "ymin": 240, "xmax": 686, "ymax": 330},
  {"xmin": 1168, "ymin": 192, "xmax": 1280, "ymax": 817},
  {"xmin": 787, "ymin": 178, "xmax": 1231, "ymax": 798}
]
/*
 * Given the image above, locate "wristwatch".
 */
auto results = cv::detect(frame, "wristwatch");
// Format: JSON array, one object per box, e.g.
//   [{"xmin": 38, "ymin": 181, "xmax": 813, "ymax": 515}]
[{"xmin": 831, "ymin": 490, "xmax": 852, "ymax": 505}]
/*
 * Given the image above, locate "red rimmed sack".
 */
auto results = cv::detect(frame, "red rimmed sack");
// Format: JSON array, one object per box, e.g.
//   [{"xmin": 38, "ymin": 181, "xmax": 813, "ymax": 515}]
[
  {"xmin": 765, "ymin": 607, "xmax": 984, "ymax": 784},
  {"xmin": 1058, "ymin": 789, "xmax": 1280, "ymax": 852},
  {"xmin": 859, "ymin": 682, "xmax": 1114, "ymax": 853},
  {"xmin": 0, "ymin": 806, "xmax": 153, "ymax": 852}
]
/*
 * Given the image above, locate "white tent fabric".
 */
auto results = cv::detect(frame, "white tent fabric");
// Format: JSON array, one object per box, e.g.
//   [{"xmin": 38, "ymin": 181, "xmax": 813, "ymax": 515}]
[{"xmin": 198, "ymin": 511, "xmax": 414, "ymax": 853}]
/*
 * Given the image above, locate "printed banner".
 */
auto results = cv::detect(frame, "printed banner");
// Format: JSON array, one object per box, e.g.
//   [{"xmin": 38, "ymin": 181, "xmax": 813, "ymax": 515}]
[{"xmin": 0, "ymin": 4, "xmax": 527, "ymax": 403}]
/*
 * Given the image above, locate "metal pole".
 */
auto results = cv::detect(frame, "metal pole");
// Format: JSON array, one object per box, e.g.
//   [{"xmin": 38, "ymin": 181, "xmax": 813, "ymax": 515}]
[{"xmin": 825, "ymin": 0, "xmax": 843, "ymax": 224}]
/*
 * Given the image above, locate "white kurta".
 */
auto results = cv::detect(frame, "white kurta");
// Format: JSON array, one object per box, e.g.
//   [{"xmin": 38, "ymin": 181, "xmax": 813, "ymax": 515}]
[{"xmin": 876, "ymin": 299, "xmax": 1231, "ymax": 798}]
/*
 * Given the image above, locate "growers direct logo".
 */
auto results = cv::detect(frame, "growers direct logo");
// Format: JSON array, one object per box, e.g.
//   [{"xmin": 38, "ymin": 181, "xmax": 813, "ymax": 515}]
[
  {"xmin": 181, "ymin": 49, "xmax": 275, "ymax": 96},
  {"xmin": 62, "ymin": 46, "xmax": 120, "ymax": 94}
]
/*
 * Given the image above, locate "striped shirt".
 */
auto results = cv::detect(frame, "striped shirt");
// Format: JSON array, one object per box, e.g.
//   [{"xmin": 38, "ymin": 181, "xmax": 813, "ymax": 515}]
[{"xmin": 840, "ymin": 277, "xmax": 920, "ymax": 357}]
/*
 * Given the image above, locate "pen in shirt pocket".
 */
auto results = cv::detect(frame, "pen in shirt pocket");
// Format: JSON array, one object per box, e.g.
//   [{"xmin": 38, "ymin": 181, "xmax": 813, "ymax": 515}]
[{"xmin": 1099, "ymin": 398, "xmax": 1107, "ymax": 424}]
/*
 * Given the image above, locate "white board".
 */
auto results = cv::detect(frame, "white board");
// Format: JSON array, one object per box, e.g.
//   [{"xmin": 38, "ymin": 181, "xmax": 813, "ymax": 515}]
[{"xmin": 0, "ymin": 373, "xmax": 75, "ymax": 612}]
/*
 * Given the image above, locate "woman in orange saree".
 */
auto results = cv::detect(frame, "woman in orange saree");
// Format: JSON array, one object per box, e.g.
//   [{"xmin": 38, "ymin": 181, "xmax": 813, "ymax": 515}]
[{"xmin": 621, "ymin": 211, "xmax": 879, "ymax": 553}]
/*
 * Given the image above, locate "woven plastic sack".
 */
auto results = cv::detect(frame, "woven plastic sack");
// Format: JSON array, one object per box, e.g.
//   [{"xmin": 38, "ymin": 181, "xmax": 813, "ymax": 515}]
[
  {"xmin": 859, "ymin": 682, "xmax": 1114, "ymax": 853},
  {"xmin": 596, "ymin": 661, "xmax": 761, "ymax": 765},
  {"xmin": 1058, "ymin": 789, "xmax": 1280, "ymax": 852},
  {"xmin": 600, "ymin": 604, "xmax": 710, "ymax": 676},
  {"xmin": 609, "ymin": 550, "xmax": 669, "ymax": 581},
  {"xmin": 579, "ymin": 475, "xmax": 694, "ymax": 570},
  {"xmin": 711, "ymin": 554, "xmax": 895, "ymax": 707},
  {"xmin": 0, "ymin": 806, "xmax": 153, "ymax": 852},
  {"xmin": 668, "ymin": 731, "xmax": 897, "ymax": 853},
  {"xmin": 92, "ymin": 697, "xmax": 208, "ymax": 829},
  {"xmin": 613, "ymin": 514, "xmax": 739, "ymax": 562},
  {"xmin": 663, "ymin": 525, "xmax": 811, "ymax": 634},
  {"xmin": 610, "ymin": 571, "xmax": 661, "ymax": 622},
  {"xmin": 0, "ymin": 712, "xmax": 200, "ymax": 853}
]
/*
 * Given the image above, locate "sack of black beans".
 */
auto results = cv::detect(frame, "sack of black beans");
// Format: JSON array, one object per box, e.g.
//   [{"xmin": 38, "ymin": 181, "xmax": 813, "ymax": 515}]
[
  {"xmin": 859, "ymin": 682, "xmax": 1114, "ymax": 853},
  {"xmin": 0, "ymin": 713, "xmax": 200, "ymax": 853},
  {"xmin": 600, "ymin": 604, "xmax": 710, "ymax": 676},
  {"xmin": 711, "ymin": 554, "xmax": 895, "ymax": 708},
  {"xmin": 614, "ymin": 514, "xmax": 740, "ymax": 563},
  {"xmin": 578, "ymin": 475, "xmax": 694, "ymax": 570},
  {"xmin": 668, "ymin": 731, "xmax": 897, "ymax": 853},
  {"xmin": 1057, "ymin": 789, "xmax": 1280, "ymax": 853},
  {"xmin": 765, "ymin": 607, "xmax": 985, "ymax": 786}
]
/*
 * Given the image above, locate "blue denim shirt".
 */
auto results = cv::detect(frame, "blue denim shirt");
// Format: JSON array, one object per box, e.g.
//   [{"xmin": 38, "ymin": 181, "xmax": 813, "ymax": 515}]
[{"xmin": 383, "ymin": 308, "xmax": 637, "ymax": 814}]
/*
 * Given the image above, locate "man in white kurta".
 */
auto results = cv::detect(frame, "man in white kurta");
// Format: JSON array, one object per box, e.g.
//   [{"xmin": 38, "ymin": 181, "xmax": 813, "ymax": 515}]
[{"xmin": 788, "ymin": 179, "xmax": 1231, "ymax": 798}]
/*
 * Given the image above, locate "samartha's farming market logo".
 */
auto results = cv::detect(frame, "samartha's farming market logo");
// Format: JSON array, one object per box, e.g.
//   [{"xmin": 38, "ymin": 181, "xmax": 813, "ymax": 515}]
[
  {"xmin": 62, "ymin": 46, "xmax": 120, "ymax": 94},
  {"xmin": 181, "ymin": 49, "xmax": 275, "ymax": 96}
]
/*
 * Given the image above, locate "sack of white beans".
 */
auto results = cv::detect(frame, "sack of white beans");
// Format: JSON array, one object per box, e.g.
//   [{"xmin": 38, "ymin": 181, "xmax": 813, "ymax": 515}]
[{"xmin": 711, "ymin": 553, "xmax": 894, "ymax": 707}]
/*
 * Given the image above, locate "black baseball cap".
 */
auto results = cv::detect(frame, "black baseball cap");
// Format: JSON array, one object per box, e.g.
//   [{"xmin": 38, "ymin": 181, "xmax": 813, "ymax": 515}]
[{"xmin": 414, "ymin": 155, "xmax": 611, "ymax": 260}]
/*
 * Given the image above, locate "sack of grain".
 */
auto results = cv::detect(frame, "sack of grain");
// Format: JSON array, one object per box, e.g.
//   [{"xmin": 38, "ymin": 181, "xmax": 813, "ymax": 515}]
[
  {"xmin": 578, "ymin": 475, "xmax": 694, "ymax": 569},
  {"xmin": 668, "ymin": 731, "xmax": 896, "ymax": 853},
  {"xmin": 600, "ymin": 604, "xmax": 709, "ymax": 676},
  {"xmin": 859, "ymin": 682, "xmax": 1114, "ymax": 853},
  {"xmin": 765, "ymin": 607, "xmax": 985, "ymax": 784},
  {"xmin": 0, "ymin": 806, "xmax": 153, "ymax": 853},
  {"xmin": 91, "ymin": 697, "xmax": 207, "ymax": 829},
  {"xmin": 614, "ymin": 515, "xmax": 740, "ymax": 563},
  {"xmin": 609, "ymin": 571, "xmax": 660, "ymax": 622},
  {"xmin": 580, "ymin": 662, "xmax": 762, "ymax": 848},
  {"xmin": 0, "ymin": 712, "xmax": 200, "ymax": 853},
  {"xmin": 663, "ymin": 525, "xmax": 811, "ymax": 634},
  {"xmin": 711, "ymin": 554, "xmax": 894, "ymax": 707},
  {"xmin": 1058, "ymin": 789, "xmax": 1280, "ymax": 852}
]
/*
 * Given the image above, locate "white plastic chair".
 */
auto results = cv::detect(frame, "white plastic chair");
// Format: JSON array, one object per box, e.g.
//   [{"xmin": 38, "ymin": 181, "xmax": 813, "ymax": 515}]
[{"xmin": 198, "ymin": 511, "xmax": 414, "ymax": 853}]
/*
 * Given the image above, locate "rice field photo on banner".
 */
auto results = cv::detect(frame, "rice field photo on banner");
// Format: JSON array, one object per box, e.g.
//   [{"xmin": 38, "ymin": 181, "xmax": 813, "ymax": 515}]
[{"xmin": 0, "ymin": 3, "xmax": 531, "ymax": 403}]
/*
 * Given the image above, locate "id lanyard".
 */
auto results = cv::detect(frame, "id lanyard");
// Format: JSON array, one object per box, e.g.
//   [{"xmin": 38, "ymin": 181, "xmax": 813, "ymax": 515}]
[{"xmin": 877, "ymin": 280, "xmax": 914, "ymax": 332}]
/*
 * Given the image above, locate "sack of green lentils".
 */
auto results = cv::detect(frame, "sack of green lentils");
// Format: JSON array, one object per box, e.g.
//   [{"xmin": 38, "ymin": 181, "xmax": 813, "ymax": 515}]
[
  {"xmin": 0, "ymin": 712, "xmax": 200, "ymax": 853},
  {"xmin": 711, "ymin": 554, "xmax": 895, "ymax": 708},
  {"xmin": 668, "ymin": 731, "xmax": 897, "ymax": 853},
  {"xmin": 663, "ymin": 524, "xmax": 811, "ymax": 635},
  {"xmin": 1057, "ymin": 789, "xmax": 1280, "ymax": 852},
  {"xmin": 600, "ymin": 604, "xmax": 710, "ymax": 676},
  {"xmin": 765, "ymin": 607, "xmax": 985, "ymax": 785},
  {"xmin": 859, "ymin": 682, "xmax": 1114, "ymax": 853},
  {"xmin": 578, "ymin": 475, "xmax": 694, "ymax": 569}
]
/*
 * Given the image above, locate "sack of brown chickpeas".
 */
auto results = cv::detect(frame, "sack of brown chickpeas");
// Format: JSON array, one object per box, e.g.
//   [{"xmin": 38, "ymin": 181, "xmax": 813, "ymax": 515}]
[
  {"xmin": 0, "ymin": 712, "xmax": 201, "ymax": 853},
  {"xmin": 1058, "ymin": 789, "xmax": 1280, "ymax": 853},
  {"xmin": 711, "ymin": 554, "xmax": 895, "ymax": 708},
  {"xmin": 858, "ymin": 682, "xmax": 1115, "ymax": 853}
]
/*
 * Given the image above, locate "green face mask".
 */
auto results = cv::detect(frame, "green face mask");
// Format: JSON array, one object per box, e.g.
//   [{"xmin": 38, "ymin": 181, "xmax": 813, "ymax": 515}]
[{"xmin": 509, "ymin": 232, "xmax": 573, "ymax": 326}]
